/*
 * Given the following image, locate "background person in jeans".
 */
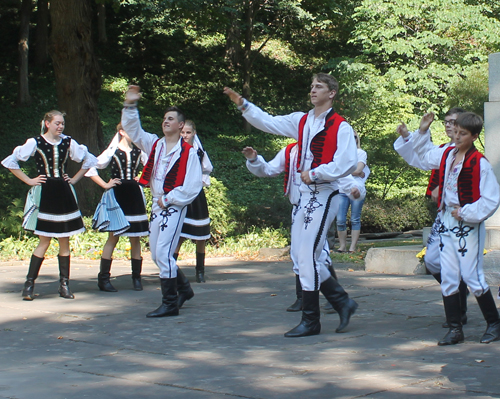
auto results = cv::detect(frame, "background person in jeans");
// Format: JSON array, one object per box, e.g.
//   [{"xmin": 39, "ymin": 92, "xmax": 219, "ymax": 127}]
[{"xmin": 336, "ymin": 132, "xmax": 369, "ymax": 253}]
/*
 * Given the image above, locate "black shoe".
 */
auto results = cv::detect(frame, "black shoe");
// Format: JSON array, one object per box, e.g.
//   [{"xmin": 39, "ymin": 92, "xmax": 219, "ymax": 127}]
[
  {"xmin": 438, "ymin": 328, "xmax": 464, "ymax": 346},
  {"xmin": 177, "ymin": 268, "xmax": 194, "ymax": 308},
  {"xmin": 131, "ymin": 258, "xmax": 143, "ymax": 291},
  {"xmin": 319, "ymin": 276, "xmax": 357, "ymax": 332},
  {"xmin": 146, "ymin": 278, "xmax": 179, "ymax": 317},
  {"xmin": 58, "ymin": 279, "xmax": 75, "ymax": 299},
  {"xmin": 97, "ymin": 258, "xmax": 117, "ymax": 292},
  {"xmin": 336, "ymin": 298, "xmax": 358, "ymax": 333},
  {"xmin": 195, "ymin": 252, "xmax": 206, "ymax": 283},
  {"xmin": 287, "ymin": 275, "xmax": 302, "ymax": 312},
  {"xmin": 284, "ymin": 290, "xmax": 321, "ymax": 337},
  {"xmin": 476, "ymin": 290, "xmax": 500, "ymax": 344},
  {"xmin": 22, "ymin": 278, "xmax": 35, "ymax": 301},
  {"xmin": 438, "ymin": 293, "xmax": 463, "ymax": 345}
]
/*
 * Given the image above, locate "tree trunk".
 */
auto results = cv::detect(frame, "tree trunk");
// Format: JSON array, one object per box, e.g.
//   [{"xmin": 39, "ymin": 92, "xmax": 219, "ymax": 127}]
[
  {"xmin": 17, "ymin": 0, "xmax": 32, "ymax": 106},
  {"xmin": 50, "ymin": 0, "xmax": 104, "ymax": 215},
  {"xmin": 97, "ymin": 2, "xmax": 107, "ymax": 43},
  {"xmin": 34, "ymin": 0, "xmax": 49, "ymax": 67}
]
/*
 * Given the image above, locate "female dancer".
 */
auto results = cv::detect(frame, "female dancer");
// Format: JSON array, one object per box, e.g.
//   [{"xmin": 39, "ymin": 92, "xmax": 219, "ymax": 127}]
[
  {"xmin": 86, "ymin": 123, "xmax": 149, "ymax": 291},
  {"xmin": 1, "ymin": 110, "xmax": 97, "ymax": 300},
  {"xmin": 174, "ymin": 120, "xmax": 213, "ymax": 283}
]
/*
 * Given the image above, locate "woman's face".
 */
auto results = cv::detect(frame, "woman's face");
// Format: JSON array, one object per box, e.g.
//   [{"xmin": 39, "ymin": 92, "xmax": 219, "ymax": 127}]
[
  {"xmin": 45, "ymin": 115, "xmax": 65, "ymax": 136},
  {"xmin": 181, "ymin": 124, "xmax": 196, "ymax": 145}
]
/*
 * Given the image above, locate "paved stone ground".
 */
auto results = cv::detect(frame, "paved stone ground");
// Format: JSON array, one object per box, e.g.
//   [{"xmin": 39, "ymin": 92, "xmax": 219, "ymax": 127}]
[{"xmin": 1, "ymin": 254, "xmax": 500, "ymax": 399}]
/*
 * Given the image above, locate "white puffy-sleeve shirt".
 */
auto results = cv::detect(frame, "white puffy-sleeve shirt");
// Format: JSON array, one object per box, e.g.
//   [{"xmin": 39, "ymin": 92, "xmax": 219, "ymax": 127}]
[
  {"xmin": 121, "ymin": 107, "xmax": 202, "ymax": 206},
  {"xmin": 2, "ymin": 135, "xmax": 97, "ymax": 171},
  {"xmin": 240, "ymin": 100, "xmax": 357, "ymax": 190}
]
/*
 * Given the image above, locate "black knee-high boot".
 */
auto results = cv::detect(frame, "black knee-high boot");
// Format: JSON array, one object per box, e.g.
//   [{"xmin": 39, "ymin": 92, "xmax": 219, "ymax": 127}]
[
  {"xmin": 177, "ymin": 267, "xmax": 194, "ymax": 308},
  {"xmin": 284, "ymin": 290, "xmax": 321, "ymax": 337},
  {"xmin": 146, "ymin": 278, "xmax": 179, "ymax": 317},
  {"xmin": 97, "ymin": 258, "xmax": 117, "ymax": 292},
  {"xmin": 22, "ymin": 255, "xmax": 44, "ymax": 301},
  {"xmin": 58, "ymin": 255, "xmax": 74, "ymax": 299},
  {"xmin": 320, "ymin": 276, "xmax": 358, "ymax": 333},
  {"xmin": 438, "ymin": 293, "xmax": 464, "ymax": 345},
  {"xmin": 323, "ymin": 266, "xmax": 338, "ymax": 314},
  {"xmin": 476, "ymin": 289, "xmax": 500, "ymax": 344},
  {"xmin": 286, "ymin": 274, "xmax": 303, "ymax": 312},
  {"xmin": 131, "ymin": 258, "xmax": 143, "ymax": 291},
  {"xmin": 195, "ymin": 252, "xmax": 205, "ymax": 283}
]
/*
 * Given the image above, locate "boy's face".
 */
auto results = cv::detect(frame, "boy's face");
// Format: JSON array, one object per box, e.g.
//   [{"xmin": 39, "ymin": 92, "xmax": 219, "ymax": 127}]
[
  {"xmin": 454, "ymin": 125, "xmax": 478, "ymax": 152},
  {"xmin": 181, "ymin": 125, "xmax": 196, "ymax": 145},
  {"xmin": 444, "ymin": 113, "xmax": 459, "ymax": 141},
  {"xmin": 310, "ymin": 78, "xmax": 335, "ymax": 107},
  {"xmin": 162, "ymin": 111, "xmax": 184, "ymax": 137}
]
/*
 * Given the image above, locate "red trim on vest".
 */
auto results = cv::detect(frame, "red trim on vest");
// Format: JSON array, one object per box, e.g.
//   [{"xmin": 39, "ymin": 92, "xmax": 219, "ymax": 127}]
[
  {"xmin": 139, "ymin": 139, "xmax": 193, "ymax": 194},
  {"xmin": 283, "ymin": 142, "xmax": 298, "ymax": 195},
  {"xmin": 437, "ymin": 146, "xmax": 483, "ymax": 208},
  {"xmin": 425, "ymin": 143, "xmax": 447, "ymax": 197},
  {"xmin": 296, "ymin": 109, "xmax": 345, "ymax": 172}
]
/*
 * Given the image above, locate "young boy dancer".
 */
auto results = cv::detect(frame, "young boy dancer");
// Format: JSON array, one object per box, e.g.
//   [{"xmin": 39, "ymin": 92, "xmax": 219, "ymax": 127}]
[
  {"xmin": 395, "ymin": 108, "xmax": 470, "ymax": 328},
  {"xmin": 121, "ymin": 85, "xmax": 202, "ymax": 317},
  {"xmin": 224, "ymin": 73, "xmax": 359, "ymax": 337},
  {"xmin": 413, "ymin": 112, "xmax": 500, "ymax": 345}
]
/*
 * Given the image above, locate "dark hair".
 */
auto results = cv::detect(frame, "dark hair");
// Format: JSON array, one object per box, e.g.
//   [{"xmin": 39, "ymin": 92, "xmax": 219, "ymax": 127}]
[
  {"xmin": 445, "ymin": 107, "xmax": 466, "ymax": 117},
  {"xmin": 41, "ymin": 110, "xmax": 65, "ymax": 134},
  {"xmin": 312, "ymin": 73, "xmax": 339, "ymax": 92},
  {"xmin": 456, "ymin": 112, "xmax": 483, "ymax": 136},
  {"xmin": 164, "ymin": 106, "xmax": 186, "ymax": 124}
]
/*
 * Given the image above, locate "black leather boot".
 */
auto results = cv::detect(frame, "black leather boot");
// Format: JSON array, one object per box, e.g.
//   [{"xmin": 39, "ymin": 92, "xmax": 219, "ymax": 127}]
[
  {"xmin": 438, "ymin": 293, "xmax": 464, "ymax": 345},
  {"xmin": 323, "ymin": 266, "xmax": 338, "ymax": 314},
  {"xmin": 195, "ymin": 252, "xmax": 206, "ymax": 283},
  {"xmin": 22, "ymin": 255, "xmax": 44, "ymax": 301},
  {"xmin": 327, "ymin": 264, "xmax": 338, "ymax": 281},
  {"xmin": 320, "ymin": 276, "xmax": 358, "ymax": 332},
  {"xmin": 97, "ymin": 258, "xmax": 117, "ymax": 292},
  {"xmin": 131, "ymin": 258, "xmax": 143, "ymax": 291},
  {"xmin": 58, "ymin": 255, "xmax": 74, "ymax": 299},
  {"xmin": 287, "ymin": 274, "xmax": 303, "ymax": 312},
  {"xmin": 146, "ymin": 278, "xmax": 179, "ymax": 317},
  {"xmin": 284, "ymin": 290, "xmax": 321, "ymax": 337},
  {"xmin": 177, "ymin": 267, "xmax": 194, "ymax": 308},
  {"xmin": 476, "ymin": 289, "xmax": 500, "ymax": 344},
  {"xmin": 442, "ymin": 280, "xmax": 468, "ymax": 328}
]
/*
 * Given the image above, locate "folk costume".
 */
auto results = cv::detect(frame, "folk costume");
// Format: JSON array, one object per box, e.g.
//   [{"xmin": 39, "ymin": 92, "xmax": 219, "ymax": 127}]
[
  {"xmin": 179, "ymin": 135, "xmax": 213, "ymax": 283},
  {"xmin": 394, "ymin": 132, "xmax": 470, "ymax": 327},
  {"xmin": 2, "ymin": 134, "xmax": 97, "ymax": 299},
  {"xmin": 121, "ymin": 106, "xmax": 202, "ymax": 317},
  {"xmin": 246, "ymin": 143, "xmax": 364, "ymax": 320},
  {"xmin": 239, "ymin": 100, "xmax": 359, "ymax": 337},
  {"xmin": 86, "ymin": 132, "xmax": 149, "ymax": 291},
  {"xmin": 414, "ymin": 131, "xmax": 500, "ymax": 345}
]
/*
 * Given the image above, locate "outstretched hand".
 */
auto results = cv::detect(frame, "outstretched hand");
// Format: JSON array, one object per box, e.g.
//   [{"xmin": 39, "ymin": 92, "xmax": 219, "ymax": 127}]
[
  {"xmin": 223, "ymin": 87, "xmax": 243, "ymax": 106},
  {"xmin": 242, "ymin": 146, "xmax": 257, "ymax": 160},
  {"xmin": 125, "ymin": 85, "xmax": 142, "ymax": 104},
  {"xmin": 396, "ymin": 122, "xmax": 409, "ymax": 138},
  {"xmin": 419, "ymin": 112, "xmax": 435, "ymax": 133}
]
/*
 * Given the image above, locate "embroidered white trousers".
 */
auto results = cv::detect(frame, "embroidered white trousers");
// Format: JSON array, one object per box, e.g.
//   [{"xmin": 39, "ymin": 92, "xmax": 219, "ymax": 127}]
[
  {"xmin": 424, "ymin": 213, "xmax": 442, "ymax": 275},
  {"xmin": 290, "ymin": 186, "xmax": 339, "ymax": 291},
  {"xmin": 149, "ymin": 201, "xmax": 187, "ymax": 279},
  {"xmin": 439, "ymin": 209, "xmax": 489, "ymax": 297}
]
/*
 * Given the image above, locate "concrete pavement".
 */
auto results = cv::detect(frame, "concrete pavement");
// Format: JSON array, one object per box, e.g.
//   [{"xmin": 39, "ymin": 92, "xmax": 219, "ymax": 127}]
[{"xmin": 1, "ymin": 255, "xmax": 500, "ymax": 398}]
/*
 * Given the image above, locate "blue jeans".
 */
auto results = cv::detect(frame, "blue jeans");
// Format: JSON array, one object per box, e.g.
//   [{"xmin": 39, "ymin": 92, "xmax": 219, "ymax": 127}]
[{"xmin": 336, "ymin": 193, "xmax": 365, "ymax": 231}]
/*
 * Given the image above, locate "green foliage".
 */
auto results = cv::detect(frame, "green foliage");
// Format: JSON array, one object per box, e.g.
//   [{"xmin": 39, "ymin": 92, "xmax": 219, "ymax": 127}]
[{"xmin": 446, "ymin": 64, "xmax": 489, "ymax": 117}]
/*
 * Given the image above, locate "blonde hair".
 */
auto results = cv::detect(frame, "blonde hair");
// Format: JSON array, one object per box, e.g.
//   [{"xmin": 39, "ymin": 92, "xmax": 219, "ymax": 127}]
[
  {"xmin": 184, "ymin": 119, "xmax": 196, "ymax": 132},
  {"xmin": 41, "ymin": 110, "xmax": 65, "ymax": 134}
]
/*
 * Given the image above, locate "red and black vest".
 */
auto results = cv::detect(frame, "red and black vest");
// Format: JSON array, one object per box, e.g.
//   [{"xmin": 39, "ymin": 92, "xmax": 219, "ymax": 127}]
[
  {"xmin": 138, "ymin": 139, "xmax": 192, "ymax": 194},
  {"xmin": 425, "ymin": 143, "xmax": 447, "ymax": 198},
  {"xmin": 283, "ymin": 142, "xmax": 298, "ymax": 195},
  {"xmin": 296, "ymin": 109, "xmax": 345, "ymax": 172},
  {"xmin": 437, "ymin": 146, "xmax": 484, "ymax": 208}
]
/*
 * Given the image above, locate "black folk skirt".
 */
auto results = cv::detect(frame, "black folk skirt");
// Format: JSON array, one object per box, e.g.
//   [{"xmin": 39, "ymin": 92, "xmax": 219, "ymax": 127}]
[
  {"xmin": 112, "ymin": 180, "xmax": 149, "ymax": 237},
  {"xmin": 180, "ymin": 188, "xmax": 211, "ymax": 240},
  {"xmin": 34, "ymin": 178, "xmax": 85, "ymax": 237}
]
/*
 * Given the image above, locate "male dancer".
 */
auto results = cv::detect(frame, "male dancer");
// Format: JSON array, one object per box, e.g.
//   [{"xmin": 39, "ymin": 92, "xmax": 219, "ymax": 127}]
[
  {"xmin": 224, "ymin": 73, "xmax": 359, "ymax": 337},
  {"xmin": 122, "ymin": 85, "xmax": 202, "ymax": 317}
]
